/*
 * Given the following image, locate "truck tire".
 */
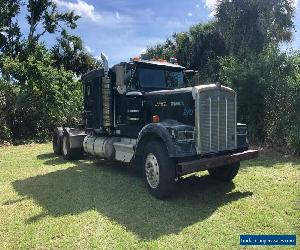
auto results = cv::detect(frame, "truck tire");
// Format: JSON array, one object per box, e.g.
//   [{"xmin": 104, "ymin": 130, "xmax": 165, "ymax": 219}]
[
  {"xmin": 208, "ymin": 162, "xmax": 240, "ymax": 181},
  {"xmin": 143, "ymin": 141, "xmax": 176, "ymax": 199},
  {"xmin": 53, "ymin": 128, "xmax": 63, "ymax": 155},
  {"xmin": 62, "ymin": 134, "xmax": 83, "ymax": 160}
]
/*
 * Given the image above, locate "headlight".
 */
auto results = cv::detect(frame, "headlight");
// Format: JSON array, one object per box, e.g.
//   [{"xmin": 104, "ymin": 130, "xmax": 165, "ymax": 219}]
[
  {"xmin": 170, "ymin": 129, "xmax": 195, "ymax": 143},
  {"xmin": 236, "ymin": 123, "xmax": 249, "ymax": 148},
  {"xmin": 237, "ymin": 126, "xmax": 247, "ymax": 135}
]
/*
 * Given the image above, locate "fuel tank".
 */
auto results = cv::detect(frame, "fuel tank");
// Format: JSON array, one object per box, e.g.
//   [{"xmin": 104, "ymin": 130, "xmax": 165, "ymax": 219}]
[{"xmin": 83, "ymin": 135, "xmax": 121, "ymax": 159}]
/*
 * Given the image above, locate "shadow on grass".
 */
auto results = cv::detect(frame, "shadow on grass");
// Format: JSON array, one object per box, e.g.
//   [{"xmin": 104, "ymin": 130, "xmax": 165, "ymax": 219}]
[{"xmin": 12, "ymin": 153, "xmax": 253, "ymax": 240}]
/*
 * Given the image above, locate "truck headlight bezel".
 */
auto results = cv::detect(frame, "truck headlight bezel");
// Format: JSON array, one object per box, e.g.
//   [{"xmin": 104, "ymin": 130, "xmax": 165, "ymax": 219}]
[
  {"xmin": 237, "ymin": 125, "xmax": 247, "ymax": 136},
  {"xmin": 169, "ymin": 128, "xmax": 195, "ymax": 143}
]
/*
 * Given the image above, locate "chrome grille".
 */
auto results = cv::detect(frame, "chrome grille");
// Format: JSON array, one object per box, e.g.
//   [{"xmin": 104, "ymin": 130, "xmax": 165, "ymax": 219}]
[{"xmin": 193, "ymin": 84, "xmax": 236, "ymax": 154}]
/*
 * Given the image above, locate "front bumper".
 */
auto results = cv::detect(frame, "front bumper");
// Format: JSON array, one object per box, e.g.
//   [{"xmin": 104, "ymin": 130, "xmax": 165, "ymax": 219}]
[{"xmin": 177, "ymin": 149, "xmax": 259, "ymax": 175}]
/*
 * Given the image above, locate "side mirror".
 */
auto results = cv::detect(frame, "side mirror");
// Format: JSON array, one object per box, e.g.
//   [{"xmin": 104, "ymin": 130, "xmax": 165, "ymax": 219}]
[
  {"xmin": 184, "ymin": 70, "xmax": 200, "ymax": 86},
  {"xmin": 193, "ymin": 71, "xmax": 200, "ymax": 86},
  {"xmin": 115, "ymin": 65, "xmax": 126, "ymax": 94}
]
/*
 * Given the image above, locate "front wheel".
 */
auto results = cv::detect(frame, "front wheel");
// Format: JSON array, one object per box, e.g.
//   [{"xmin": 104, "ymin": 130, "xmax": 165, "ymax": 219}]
[
  {"xmin": 143, "ymin": 141, "xmax": 176, "ymax": 199},
  {"xmin": 208, "ymin": 162, "xmax": 240, "ymax": 181},
  {"xmin": 52, "ymin": 128, "xmax": 63, "ymax": 155}
]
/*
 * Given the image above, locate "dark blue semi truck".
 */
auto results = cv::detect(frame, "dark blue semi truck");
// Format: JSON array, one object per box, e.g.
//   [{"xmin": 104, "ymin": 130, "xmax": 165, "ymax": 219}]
[{"xmin": 53, "ymin": 54, "xmax": 258, "ymax": 199}]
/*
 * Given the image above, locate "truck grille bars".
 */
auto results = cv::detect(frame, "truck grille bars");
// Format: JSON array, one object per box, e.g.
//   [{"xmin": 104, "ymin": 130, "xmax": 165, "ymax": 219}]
[{"xmin": 192, "ymin": 84, "xmax": 237, "ymax": 155}]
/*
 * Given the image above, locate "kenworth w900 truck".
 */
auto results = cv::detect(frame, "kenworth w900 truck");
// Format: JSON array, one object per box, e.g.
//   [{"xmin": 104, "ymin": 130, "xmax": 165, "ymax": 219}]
[{"xmin": 52, "ymin": 54, "xmax": 258, "ymax": 199}]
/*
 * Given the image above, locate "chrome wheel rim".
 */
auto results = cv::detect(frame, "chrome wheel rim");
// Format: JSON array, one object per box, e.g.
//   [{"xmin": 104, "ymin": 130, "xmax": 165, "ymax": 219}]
[
  {"xmin": 62, "ymin": 136, "xmax": 68, "ymax": 156},
  {"xmin": 145, "ymin": 153, "xmax": 159, "ymax": 189}
]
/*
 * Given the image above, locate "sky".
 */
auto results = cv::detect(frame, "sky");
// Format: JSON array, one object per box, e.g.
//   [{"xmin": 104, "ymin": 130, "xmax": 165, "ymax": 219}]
[{"xmin": 19, "ymin": 0, "xmax": 300, "ymax": 66}]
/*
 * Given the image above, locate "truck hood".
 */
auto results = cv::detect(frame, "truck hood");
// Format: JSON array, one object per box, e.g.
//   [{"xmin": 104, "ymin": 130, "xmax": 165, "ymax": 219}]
[{"xmin": 144, "ymin": 87, "xmax": 195, "ymax": 126}]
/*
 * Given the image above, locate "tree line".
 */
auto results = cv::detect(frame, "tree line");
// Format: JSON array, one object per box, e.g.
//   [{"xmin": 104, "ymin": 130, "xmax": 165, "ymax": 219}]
[
  {"xmin": 146, "ymin": 0, "xmax": 300, "ymax": 155},
  {"xmin": 0, "ymin": 0, "xmax": 299, "ymax": 155}
]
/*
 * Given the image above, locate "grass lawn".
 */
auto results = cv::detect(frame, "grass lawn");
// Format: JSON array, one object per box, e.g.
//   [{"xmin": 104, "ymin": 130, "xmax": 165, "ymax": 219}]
[{"xmin": 0, "ymin": 143, "xmax": 299, "ymax": 249}]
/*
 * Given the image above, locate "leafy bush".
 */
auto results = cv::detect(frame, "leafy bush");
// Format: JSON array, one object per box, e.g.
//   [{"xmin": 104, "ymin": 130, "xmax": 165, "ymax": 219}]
[
  {"xmin": 220, "ymin": 46, "xmax": 300, "ymax": 154},
  {"xmin": 0, "ymin": 79, "xmax": 16, "ymax": 142},
  {"xmin": 1, "ymin": 45, "xmax": 83, "ymax": 142},
  {"xmin": 219, "ymin": 54, "xmax": 265, "ymax": 141},
  {"xmin": 287, "ymin": 126, "xmax": 300, "ymax": 155}
]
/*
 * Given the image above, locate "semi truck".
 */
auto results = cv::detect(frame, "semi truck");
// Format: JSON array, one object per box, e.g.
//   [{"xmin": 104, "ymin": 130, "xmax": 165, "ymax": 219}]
[{"xmin": 52, "ymin": 54, "xmax": 258, "ymax": 199}]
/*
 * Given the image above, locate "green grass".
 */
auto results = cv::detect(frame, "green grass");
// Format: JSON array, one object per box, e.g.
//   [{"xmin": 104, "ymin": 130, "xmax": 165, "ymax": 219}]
[{"xmin": 0, "ymin": 143, "xmax": 299, "ymax": 249}]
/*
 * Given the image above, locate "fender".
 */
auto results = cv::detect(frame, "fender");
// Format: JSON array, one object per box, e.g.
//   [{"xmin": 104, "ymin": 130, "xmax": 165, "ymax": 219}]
[
  {"xmin": 135, "ymin": 122, "xmax": 176, "ymax": 157},
  {"xmin": 62, "ymin": 127, "xmax": 87, "ymax": 149},
  {"xmin": 135, "ymin": 120, "xmax": 197, "ymax": 158},
  {"xmin": 55, "ymin": 127, "xmax": 64, "ymax": 138}
]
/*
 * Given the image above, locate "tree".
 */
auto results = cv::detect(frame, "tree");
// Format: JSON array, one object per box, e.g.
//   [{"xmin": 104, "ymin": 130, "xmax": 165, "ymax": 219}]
[
  {"xmin": 145, "ymin": 22, "xmax": 227, "ymax": 81},
  {"xmin": 2, "ymin": 45, "xmax": 83, "ymax": 141},
  {"xmin": 0, "ymin": 0, "xmax": 22, "ymax": 57},
  {"xmin": 26, "ymin": 0, "xmax": 80, "ymax": 46},
  {"xmin": 146, "ymin": 38, "xmax": 176, "ymax": 61},
  {"xmin": 0, "ymin": 1, "xmax": 100, "ymax": 143},
  {"xmin": 51, "ymin": 29, "xmax": 100, "ymax": 76},
  {"xmin": 216, "ymin": 0, "xmax": 295, "ymax": 55},
  {"xmin": 177, "ymin": 22, "xmax": 227, "ymax": 80}
]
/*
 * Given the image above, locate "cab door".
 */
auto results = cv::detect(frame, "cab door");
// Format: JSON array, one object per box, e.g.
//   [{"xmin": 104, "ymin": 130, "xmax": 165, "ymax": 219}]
[
  {"xmin": 114, "ymin": 66, "xmax": 143, "ymax": 137},
  {"xmin": 126, "ymin": 91, "xmax": 143, "ymax": 125}
]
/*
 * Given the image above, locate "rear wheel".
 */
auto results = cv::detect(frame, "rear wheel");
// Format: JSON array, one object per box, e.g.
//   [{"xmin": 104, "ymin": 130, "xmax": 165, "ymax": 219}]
[
  {"xmin": 143, "ymin": 141, "xmax": 176, "ymax": 199},
  {"xmin": 208, "ymin": 162, "xmax": 240, "ymax": 181},
  {"xmin": 62, "ymin": 134, "xmax": 83, "ymax": 160},
  {"xmin": 52, "ymin": 128, "xmax": 63, "ymax": 155}
]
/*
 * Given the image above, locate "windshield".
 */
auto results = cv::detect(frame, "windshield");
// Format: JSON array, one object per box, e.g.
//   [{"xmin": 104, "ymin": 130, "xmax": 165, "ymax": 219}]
[{"xmin": 138, "ymin": 67, "xmax": 185, "ymax": 89}]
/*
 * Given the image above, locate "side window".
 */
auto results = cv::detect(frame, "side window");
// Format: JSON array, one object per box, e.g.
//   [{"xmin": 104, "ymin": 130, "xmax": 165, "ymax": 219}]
[
  {"xmin": 86, "ymin": 85, "xmax": 91, "ymax": 96},
  {"xmin": 125, "ymin": 67, "xmax": 137, "ymax": 90},
  {"xmin": 84, "ymin": 81, "xmax": 93, "ymax": 110},
  {"xmin": 166, "ymin": 71, "xmax": 184, "ymax": 88},
  {"xmin": 84, "ymin": 81, "xmax": 92, "ymax": 98}
]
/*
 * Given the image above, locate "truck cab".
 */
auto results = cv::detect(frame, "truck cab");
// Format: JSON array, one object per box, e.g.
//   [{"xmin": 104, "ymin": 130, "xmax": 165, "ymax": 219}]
[
  {"xmin": 53, "ymin": 55, "xmax": 258, "ymax": 199},
  {"xmin": 113, "ymin": 60, "xmax": 190, "ymax": 138}
]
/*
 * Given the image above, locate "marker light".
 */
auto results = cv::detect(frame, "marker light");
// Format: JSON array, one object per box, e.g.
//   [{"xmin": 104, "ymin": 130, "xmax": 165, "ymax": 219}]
[
  {"xmin": 152, "ymin": 115, "xmax": 160, "ymax": 123},
  {"xmin": 130, "ymin": 56, "xmax": 140, "ymax": 61},
  {"xmin": 170, "ymin": 57, "xmax": 178, "ymax": 64}
]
